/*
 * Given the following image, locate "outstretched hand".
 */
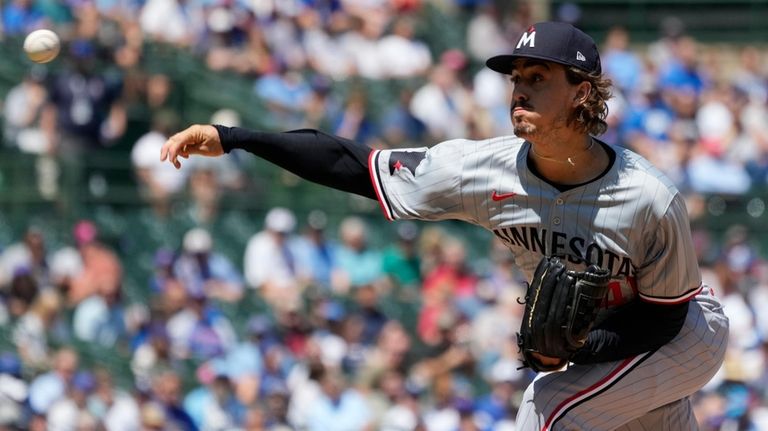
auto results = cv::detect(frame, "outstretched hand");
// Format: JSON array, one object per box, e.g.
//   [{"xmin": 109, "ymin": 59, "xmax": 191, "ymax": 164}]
[{"xmin": 160, "ymin": 124, "xmax": 224, "ymax": 169}]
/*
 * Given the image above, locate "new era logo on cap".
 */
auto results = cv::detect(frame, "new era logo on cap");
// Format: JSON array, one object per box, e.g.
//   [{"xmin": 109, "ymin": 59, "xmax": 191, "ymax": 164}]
[{"xmin": 486, "ymin": 21, "xmax": 601, "ymax": 75}]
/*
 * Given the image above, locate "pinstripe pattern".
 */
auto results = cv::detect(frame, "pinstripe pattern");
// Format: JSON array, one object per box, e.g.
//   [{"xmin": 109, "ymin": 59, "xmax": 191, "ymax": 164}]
[
  {"xmin": 515, "ymin": 292, "xmax": 727, "ymax": 430},
  {"xmin": 371, "ymin": 137, "xmax": 701, "ymax": 308},
  {"xmin": 544, "ymin": 353, "xmax": 653, "ymax": 430},
  {"xmin": 368, "ymin": 137, "xmax": 728, "ymax": 429}
]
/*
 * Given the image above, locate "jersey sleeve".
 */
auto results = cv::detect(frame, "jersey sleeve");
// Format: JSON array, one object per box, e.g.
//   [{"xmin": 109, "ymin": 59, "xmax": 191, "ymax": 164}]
[
  {"xmin": 368, "ymin": 139, "xmax": 470, "ymax": 222},
  {"xmin": 635, "ymin": 193, "xmax": 702, "ymax": 304}
]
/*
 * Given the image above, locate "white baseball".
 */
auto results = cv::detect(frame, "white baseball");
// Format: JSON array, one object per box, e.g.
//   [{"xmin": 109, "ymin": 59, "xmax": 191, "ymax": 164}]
[{"xmin": 23, "ymin": 29, "xmax": 61, "ymax": 64}]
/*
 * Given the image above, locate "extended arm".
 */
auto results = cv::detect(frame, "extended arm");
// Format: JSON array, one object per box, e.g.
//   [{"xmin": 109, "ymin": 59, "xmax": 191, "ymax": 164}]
[{"xmin": 160, "ymin": 124, "xmax": 376, "ymax": 199}]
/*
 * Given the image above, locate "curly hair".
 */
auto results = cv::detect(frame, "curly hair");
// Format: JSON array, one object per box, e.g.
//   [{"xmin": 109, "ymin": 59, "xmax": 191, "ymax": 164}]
[{"xmin": 565, "ymin": 67, "xmax": 612, "ymax": 136}]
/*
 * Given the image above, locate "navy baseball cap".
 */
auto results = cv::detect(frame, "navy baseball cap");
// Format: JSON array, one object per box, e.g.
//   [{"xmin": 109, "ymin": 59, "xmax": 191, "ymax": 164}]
[{"xmin": 486, "ymin": 21, "xmax": 601, "ymax": 75}]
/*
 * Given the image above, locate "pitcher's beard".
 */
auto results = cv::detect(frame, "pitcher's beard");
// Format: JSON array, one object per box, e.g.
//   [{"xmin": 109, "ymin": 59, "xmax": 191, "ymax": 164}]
[{"xmin": 512, "ymin": 118, "xmax": 537, "ymax": 137}]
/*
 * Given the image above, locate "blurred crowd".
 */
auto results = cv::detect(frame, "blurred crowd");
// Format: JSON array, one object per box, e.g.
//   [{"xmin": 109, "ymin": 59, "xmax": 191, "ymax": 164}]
[
  {"xmin": 2, "ymin": 0, "xmax": 768, "ymax": 430},
  {"xmin": 2, "ymin": 207, "xmax": 768, "ymax": 430},
  {"xmin": 0, "ymin": 210, "xmax": 531, "ymax": 431},
  {"xmin": 3, "ymin": 0, "xmax": 768, "ymax": 196}
]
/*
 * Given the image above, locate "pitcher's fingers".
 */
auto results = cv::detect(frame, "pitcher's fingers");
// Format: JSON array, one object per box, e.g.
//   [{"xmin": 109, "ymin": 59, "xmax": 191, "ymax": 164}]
[
  {"xmin": 160, "ymin": 141, "xmax": 169, "ymax": 161},
  {"xmin": 161, "ymin": 130, "xmax": 189, "ymax": 162},
  {"xmin": 160, "ymin": 136, "xmax": 176, "ymax": 162}
]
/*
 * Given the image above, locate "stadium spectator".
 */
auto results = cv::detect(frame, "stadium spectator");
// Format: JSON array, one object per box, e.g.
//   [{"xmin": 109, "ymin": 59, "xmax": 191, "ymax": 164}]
[
  {"xmin": 379, "ymin": 86, "xmax": 428, "ymax": 148},
  {"xmin": 381, "ymin": 221, "xmax": 422, "ymax": 294},
  {"xmin": 338, "ymin": 312, "xmax": 369, "ymax": 375},
  {"xmin": 688, "ymin": 86, "xmax": 752, "ymax": 194},
  {"xmin": 333, "ymin": 216, "xmax": 384, "ymax": 293},
  {"xmin": 339, "ymin": 14, "xmax": 389, "ymax": 80},
  {"xmin": 419, "ymin": 237, "xmax": 478, "ymax": 344},
  {"xmin": 244, "ymin": 207, "xmax": 307, "ymax": 306},
  {"xmin": 365, "ymin": 368, "xmax": 407, "ymax": 426},
  {"xmin": 286, "ymin": 339, "xmax": 325, "ymax": 429},
  {"xmin": 306, "ymin": 369, "xmax": 373, "ymax": 431},
  {"xmin": 148, "ymin": 369, "xmax": 198, "ymax": 430},
  {"xmin": 148, "ymin": 247, "xmax": 176, "ymax": 294},
  {"xmin": 465, "ymin": 2, "xmax": 510, "ymax": 62},
  {"xmin": 0, "ymin": 226, "xmax": 51, "ymax": 290},
  {"xmin": 254, "ymin": 63, "xmax": 313, "ymax": 130},
  {"xmin": 258, "ymin": 345, "xmax": 294, "ymax": 402},
  {"xmin": 357, "ymin": 319, "xmax": 413, "ymax": 387},
  {"xmin": 262, "ymin": 379, "xmax": 292, "ymax": 429},
  {"xmin": 27, "ymin": 347, "xmax": 79, "ymax": 414},
  {"xmin": 646, "ymin": 16, "xmax": 687, "ymax": 72},
  {"xmin": 87, "ymin": 368, "xmax": 142, "ymax": 431},
  {"xmin": 72, "ymin": 264, "xmax": 126, "ymax": 347},
  {"xmin": 409, "ymin": 62, "xmax": 474, "ymax": 140},
  {"xmin": 658, "ymin": 35, "xmax": 708, "ymax": 97},
  {"xmin": 184, "ymin": 371, "xmax": 245, "ymax": 430},
  {"xmin": 421, "ymin": 372, "xmax": 465, "ymax": 431},
  {"xmin": 0, "ymin": 352, "xmax": 27, "ymax": 429},
  {"xmin": 601, "ymin": 25, "xmax": 643, "ymax": 95},
  {"xmin": 469, "ymin": 287, "xmax": 523, "ymax": 375},
  {"xmin": 138, "ymin": 0, "xmax": 202, "ymax": 46},
  {"xmin": 292, "ymin": 209, "xmax": 340, "ymax": 293},
  {"xmin": 472, "ymin": 62, "xmax": 515, "ymax": 137},
  {"xmin": 131, "ymin": 109, "xmax": 187, "ymax": 217},
  {"xmin": 174, "ymin": 227, "xmax": 244, "ymax": 302},
  {"xmin": 1, "ymin": 270, "xmax": 39, "ymax": 325},
  {"xmin": 332, "ymin": 86, "xmax": 380, "ymax": 147},
  {"xmin": 12, "ymin": 288, "xmax": 65, "ymax": 370},
  {"xmin": 131, "ymin": 323, "xmax": 176, "ymax": 391},
  {"xmin": 306, "ymin": 299, "xmax": 348, "ymax": 371},
  {"xmin": 301, "ymin": 9, "xmax": 355, "ymax": 80},
  {"xmin": 184, "ymin": 164, "xmax": 223, "ymax": 225},
  {"xmin": 223, "ymin": 315, "xmax": 271, "ymax": 380},
  {"xmin": 64, "ymin": 220, "xmax": 123, "ymax": 306},
  {"xmin": 165, "ymin": 289, "xmax": 237, "ymax": 361},
  {"xmin": 377, "ymin": 15, "xmax": 432, "ymax": 78},
  {"xmin": 1, "ymin": 0, "xmax": 46, "ymax": 36},
  {"xmin": 2, "ymin": 67, "xmax": 52, "ymax": 154},
  {"xmin": 43, "ymin": 39, "xmax": 126, "ymax": 155},
  {"xmin": 46, "ymin": 370, "xmax": 97, "ymax": 430},
  {"xmin": 378, "ymin": 383, "xmax": 422, "ymax": 431},
  {"xmin": 350, "ymin": 283, "xmax": 388, "ymax": 344},
  {"xmin": 474, "ymin": 359, "xmax": 523, "ymax": 431}
]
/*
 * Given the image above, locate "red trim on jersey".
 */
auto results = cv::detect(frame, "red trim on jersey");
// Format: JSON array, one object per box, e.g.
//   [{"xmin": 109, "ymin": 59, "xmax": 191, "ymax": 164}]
[
  {"xmin": 541, "ymin": 356, "xmax": 642, "ymax": 431},
  {"xmin": 367, "ymin": 150, "xmax": 394, "ymax": 221},
  {"xmin": 639, "ymin": 284, "xmax": 703, "ymax": 305}
]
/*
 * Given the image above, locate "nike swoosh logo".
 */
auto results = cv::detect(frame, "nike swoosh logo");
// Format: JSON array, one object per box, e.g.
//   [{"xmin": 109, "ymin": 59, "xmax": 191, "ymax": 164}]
[{"xmin": 491, "ymin": 190, "xmax": 517, "ymax": 201}]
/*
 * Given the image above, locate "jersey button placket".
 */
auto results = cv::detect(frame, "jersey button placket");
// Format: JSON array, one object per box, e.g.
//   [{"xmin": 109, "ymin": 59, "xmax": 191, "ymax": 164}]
[{"xmin": 552, "ymin": 195, "xmax": 565, "ymax": 226}]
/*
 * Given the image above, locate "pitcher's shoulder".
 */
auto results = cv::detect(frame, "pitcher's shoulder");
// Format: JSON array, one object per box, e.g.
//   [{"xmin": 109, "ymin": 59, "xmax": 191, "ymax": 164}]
[{"xmin": 612, "ymin": 144, "xmax": 680, "ymax": 195}]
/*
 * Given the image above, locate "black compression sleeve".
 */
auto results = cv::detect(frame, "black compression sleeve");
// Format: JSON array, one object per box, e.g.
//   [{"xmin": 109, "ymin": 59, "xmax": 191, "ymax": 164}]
[
  {"xmin": 214, "ymin": 125, "xmax": 376, "ymax": 200},
  {"xmin": 570, "ymin": 299, "xmax": 690, "ymax": 364}
]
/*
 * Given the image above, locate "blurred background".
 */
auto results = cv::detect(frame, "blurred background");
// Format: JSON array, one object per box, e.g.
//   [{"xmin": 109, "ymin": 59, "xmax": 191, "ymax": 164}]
[{"xmin": 1, "ymin": 0, "xmax": 768, "ymax": 430}]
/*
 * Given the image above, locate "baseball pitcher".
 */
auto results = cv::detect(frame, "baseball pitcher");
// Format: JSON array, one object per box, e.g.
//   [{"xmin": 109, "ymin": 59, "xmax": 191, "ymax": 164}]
[{"xmin": 161, "ymin": 21, "xmax": 728, "ymax": 430}]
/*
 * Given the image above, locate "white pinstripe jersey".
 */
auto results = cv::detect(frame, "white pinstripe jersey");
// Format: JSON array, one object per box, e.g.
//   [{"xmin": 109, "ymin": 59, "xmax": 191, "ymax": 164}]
[{"xmin": 369, "ymin": 136, "xmax": 703, "ymax": 309}]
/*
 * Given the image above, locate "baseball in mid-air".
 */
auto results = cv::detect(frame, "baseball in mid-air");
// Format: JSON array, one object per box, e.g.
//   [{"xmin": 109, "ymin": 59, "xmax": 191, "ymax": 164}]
[{"xmin": 23, "ymin": 29, "xmax": 61, "ymax": 64}]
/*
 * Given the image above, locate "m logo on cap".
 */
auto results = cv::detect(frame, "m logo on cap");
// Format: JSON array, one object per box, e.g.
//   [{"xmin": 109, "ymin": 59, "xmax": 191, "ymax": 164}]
[{"xmin": 516, "ymin": 29, "xmax": 536, "ymax": 49}]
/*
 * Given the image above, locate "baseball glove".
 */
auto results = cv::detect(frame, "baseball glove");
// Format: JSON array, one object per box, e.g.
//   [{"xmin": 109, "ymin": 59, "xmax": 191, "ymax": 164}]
[{"xmin": 517, "ymin": 256, "xmax": 611, "ymax": 372}]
